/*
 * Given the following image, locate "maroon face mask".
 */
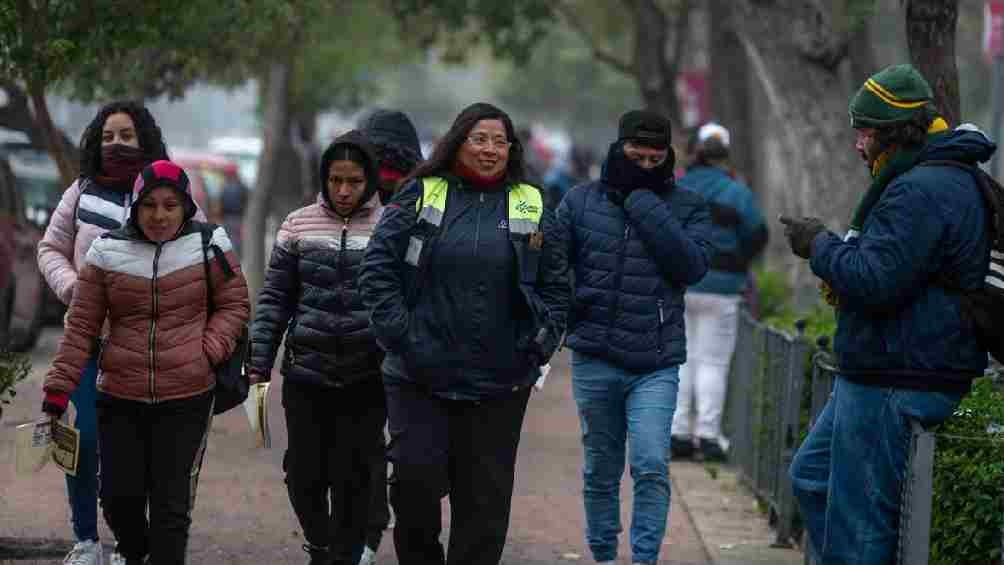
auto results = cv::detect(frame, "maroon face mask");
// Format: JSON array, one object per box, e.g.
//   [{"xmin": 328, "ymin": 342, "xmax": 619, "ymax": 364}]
[{"xmin": 97, "ymin": 144, "xmax": 149, "ymax": 191}]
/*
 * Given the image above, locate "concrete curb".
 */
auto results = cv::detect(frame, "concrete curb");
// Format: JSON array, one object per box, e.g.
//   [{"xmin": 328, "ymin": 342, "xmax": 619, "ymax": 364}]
[{"xmin": 670, "ymin": 462, "xmax": 805, "ymax": 565}]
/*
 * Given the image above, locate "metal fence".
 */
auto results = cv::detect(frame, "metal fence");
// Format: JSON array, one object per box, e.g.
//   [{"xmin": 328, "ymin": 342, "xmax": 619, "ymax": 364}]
[{"xmin": 724, "ymin": 310, "xmax": 937, "ymax": 564}]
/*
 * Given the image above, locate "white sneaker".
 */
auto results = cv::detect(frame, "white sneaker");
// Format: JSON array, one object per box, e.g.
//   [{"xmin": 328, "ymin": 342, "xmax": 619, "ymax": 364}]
[
  {"xmin": 358, "ymin": 545, "xmax": 377, "ymax": 565},
  {"xmin": 108, "ymin": 549, "xmax": 127, "ymax": 565},
  {"xmin": 63, "ymin": 540, "xmax": 103, "ymax": 565}
]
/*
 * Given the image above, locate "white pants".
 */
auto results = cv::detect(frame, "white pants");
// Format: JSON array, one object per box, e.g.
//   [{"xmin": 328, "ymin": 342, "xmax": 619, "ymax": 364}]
[{"xmin": 671, "ymin": 292, "xmax": 741, "ymax": 445}]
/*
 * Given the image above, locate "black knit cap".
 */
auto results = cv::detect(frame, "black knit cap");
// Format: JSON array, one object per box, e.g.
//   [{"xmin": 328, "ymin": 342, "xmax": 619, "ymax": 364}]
[
  {"xmin": 618, "ymin": 109, "xmax": 671, "ymax": 149},
  {"xmin": 358, "ymin": 109, "xmax": 422, "ymax": 174}
]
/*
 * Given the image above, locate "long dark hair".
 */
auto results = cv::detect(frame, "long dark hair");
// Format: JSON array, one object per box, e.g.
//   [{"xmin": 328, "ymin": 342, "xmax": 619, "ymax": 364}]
[
  {"xmin": 404, "ymin": 102, "xmax": 526, "ymax": 186},
  {"xmin": 78, "ymin": 101, "xmax": 169, "ymax": 179}
]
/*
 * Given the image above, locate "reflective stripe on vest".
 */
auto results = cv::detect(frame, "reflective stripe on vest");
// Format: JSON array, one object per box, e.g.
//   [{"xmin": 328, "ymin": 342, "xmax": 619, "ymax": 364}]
[{"xmin": 416, "ymin": 177, "xmax": 543, "ymax": 233}]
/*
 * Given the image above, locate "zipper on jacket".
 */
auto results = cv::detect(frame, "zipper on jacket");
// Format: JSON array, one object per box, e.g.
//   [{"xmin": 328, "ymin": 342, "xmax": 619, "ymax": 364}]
[
  {"xmin": 474, "ymin": 192, "xmax": 484, "ymax": 256},
  {"xmin": 148, "ymin": 243, "xmax": 163, "ymax": 403},
  {"xmin": 657, "ymin": 298, "xmax": 665, "ymax": 354},
  {"xmin": 607, "ymin": 224, "xmax": 631, "ymax": 341}
]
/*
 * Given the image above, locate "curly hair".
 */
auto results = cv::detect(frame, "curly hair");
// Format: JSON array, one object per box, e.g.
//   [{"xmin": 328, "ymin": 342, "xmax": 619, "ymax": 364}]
[
  {"xmin": 78, "ymin": 100, "xmax": 169, "ymax": 179},
  {"xmin": 874, "ymin": 106, "xmax": 935, "ymax": 153},
  {"xmin": 404, "ymin": 102, "xmax": 526, "ymax": 186}
]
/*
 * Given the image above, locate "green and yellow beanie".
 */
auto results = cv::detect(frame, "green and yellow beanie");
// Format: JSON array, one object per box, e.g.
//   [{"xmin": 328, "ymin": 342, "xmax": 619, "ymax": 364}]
[{"xmin": 849, "ymin": 64, "xmax": 933, "ymax": 129}]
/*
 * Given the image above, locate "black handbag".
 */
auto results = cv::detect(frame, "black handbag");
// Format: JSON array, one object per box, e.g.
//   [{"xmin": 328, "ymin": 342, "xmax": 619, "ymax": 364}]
[{"xmin": 200, "ymin": 225, "xmax": 250, "ymax": 415}]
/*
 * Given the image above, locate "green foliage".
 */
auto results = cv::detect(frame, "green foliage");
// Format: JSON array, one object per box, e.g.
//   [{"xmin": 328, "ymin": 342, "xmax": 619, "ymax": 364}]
[
  {"xmin": 0, "ymin": 347, "xmax": 31, "ymax": 420},
  {"xmin": 388, "ymin": 0, "xmax": 556, "ymax": 64},
  {"xmin": 756, "ymin": 266, "xmax": 836, "ymax": 343},
  {"xmin": 930, "ymin": 377, "xmax": 1004, "ymax": 565}
]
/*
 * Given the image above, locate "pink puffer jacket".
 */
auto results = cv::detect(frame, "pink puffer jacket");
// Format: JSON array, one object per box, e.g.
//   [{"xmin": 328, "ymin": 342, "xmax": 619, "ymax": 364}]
[{"xmin": 38, "ymin": 178, "xmax": 205, "ymax": 306}]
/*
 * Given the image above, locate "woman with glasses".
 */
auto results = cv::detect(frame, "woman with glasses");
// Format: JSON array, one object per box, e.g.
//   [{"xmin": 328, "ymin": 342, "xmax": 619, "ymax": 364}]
[{"xmin": 360, "ymin": 103, "xmax": 568, "ymax": 565}]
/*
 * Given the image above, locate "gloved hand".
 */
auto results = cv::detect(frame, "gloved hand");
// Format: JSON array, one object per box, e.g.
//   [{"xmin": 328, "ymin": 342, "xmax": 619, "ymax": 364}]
[
  {"xmin": 517, "ymin": 326, "xmax": 555, "ymax": 368},
  {"xmin": 41, "ymin": 390, "xmax": 69, "ymax": 418},
  {"xmin": 606, "ymin": 186, "xmax": 635, "ymax": 207},
  {"xmin": 779, "ymin": 215, "xmax": 826, "ymax": 259}
]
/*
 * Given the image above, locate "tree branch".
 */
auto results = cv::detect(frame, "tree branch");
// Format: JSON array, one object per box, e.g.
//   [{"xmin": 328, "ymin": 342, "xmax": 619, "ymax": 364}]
[
  {"xmin": 667, "ymin": 0, "xmax": 691, "ymax": 72},
  {"xmin": 554, "ymin": 1, "xmax": 636, "ymax": 77}
]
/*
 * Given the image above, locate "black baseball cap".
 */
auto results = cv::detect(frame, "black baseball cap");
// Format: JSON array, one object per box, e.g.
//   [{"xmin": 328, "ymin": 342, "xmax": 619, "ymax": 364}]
[{"xmin": 618, "ymin": 110, "xmax": 671, "ymax": 149}]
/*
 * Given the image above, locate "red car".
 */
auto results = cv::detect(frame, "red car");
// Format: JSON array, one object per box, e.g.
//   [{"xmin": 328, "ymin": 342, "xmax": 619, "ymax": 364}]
[{"xmin": 0, "ymin": 156, "xmax": 46, "ymax": 351}]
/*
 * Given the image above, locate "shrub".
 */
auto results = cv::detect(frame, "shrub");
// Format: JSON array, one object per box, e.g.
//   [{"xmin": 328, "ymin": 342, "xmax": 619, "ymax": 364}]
[
  {"xmin": 929, "ymin": 376, "xmax": 1004, "ymax": 565},
  {"xmin": 0, "ymin": 347, "xmax": 31, "ymax": 421}
]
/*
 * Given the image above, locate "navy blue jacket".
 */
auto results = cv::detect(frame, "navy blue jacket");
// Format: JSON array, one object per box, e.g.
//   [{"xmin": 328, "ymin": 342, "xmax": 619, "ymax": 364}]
[
  {"xmin": 811, "ymin": 127, "xmax": 996, "ymax": 392},
  {"xmin": 557, "ymin": 179, "xmax": 713, "ymax": 372},
  {"xmin": 678, "ymin": 166, "xmax": 767, "ymax": 295},
  {"xmin": 360, "ymin": 175, "xmax": 569, "ymax": 399}
]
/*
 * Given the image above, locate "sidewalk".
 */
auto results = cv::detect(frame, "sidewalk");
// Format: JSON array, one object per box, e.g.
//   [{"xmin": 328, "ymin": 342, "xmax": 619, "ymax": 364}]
[{"xmin": 0, "ymin": 332, "xmax": 800, "ymax": 564}]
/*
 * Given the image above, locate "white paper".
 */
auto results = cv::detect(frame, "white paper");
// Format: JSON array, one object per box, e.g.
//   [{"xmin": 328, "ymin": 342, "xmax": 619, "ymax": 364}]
[
  {"xmin": 243, "ymin": 382, "xmax": 272, "ymax": 448},
  {"xmin": 14, "ymin": 419, "xmax": 51, "ymax": 475},
  {"xmin": 534, "ymin": 363, "xmax": 551, "ymax": 391}
]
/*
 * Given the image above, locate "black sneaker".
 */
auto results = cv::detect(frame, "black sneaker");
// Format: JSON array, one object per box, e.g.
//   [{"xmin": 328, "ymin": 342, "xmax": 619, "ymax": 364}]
[
  {"xmin": 670, "ymin": 435, "xmax": 695, "ymax": 459},
  {"xmin": 699, "ymin": 438, "xmax": 727, "ymax": 463}
]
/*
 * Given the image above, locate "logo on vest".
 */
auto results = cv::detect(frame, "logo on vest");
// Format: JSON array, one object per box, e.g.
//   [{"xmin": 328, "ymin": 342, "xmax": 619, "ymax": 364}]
[
  {"xmin": 498, "ymin": 219, "xmax": 509, "ymax": 230},
  {"xmin": 514, "ymin": 201, "xmax": 540, "ymax": 215}
]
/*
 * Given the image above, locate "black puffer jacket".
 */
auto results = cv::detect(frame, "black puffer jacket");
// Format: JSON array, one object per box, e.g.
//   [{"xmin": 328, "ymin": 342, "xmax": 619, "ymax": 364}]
[{"xmin": 250, "ymin": 131, "xmax": 384, "ymax": 387}]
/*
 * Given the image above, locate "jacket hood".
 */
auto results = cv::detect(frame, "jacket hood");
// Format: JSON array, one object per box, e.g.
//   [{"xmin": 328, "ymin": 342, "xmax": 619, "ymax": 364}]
[
  {"xmin": 359, "ymin": 109, "xmax": 422, "ymax": 173},
  {"xmin": 319, "ymin": 130, "xmax": 380, "ymax": 216},
  {"xmin": 128, "ymin": 160, "xmax": 198, "ymax": 231},
  {"xmin": 917, "ymin": 124, "xmax": 997, "ymax": 165}
]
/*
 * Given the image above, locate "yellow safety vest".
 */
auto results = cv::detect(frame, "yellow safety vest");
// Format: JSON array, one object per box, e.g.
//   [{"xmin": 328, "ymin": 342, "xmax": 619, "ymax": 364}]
[{"xmin": 415, "ymin": 176, "xmax": 543, "ymax": 234}]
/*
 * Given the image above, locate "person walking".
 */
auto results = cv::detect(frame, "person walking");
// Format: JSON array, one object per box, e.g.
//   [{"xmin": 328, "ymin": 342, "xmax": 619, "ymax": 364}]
[
  {"xmin": 250, "ymin": 131, "xmax": 388, "ymax": 565},
  {"xmin": 359, "ymin": 102, "xmax": 568, "ymax": 565},
  {"xmin": 357, "ymin": 109, "xmax": 424, "ymax": 565},
  {"xmin": 671, "ymin": 122, "xmax": 768, "ymax": 462},
  {"xmin": 42, "ymin": 160, "xmax": 249, "ymax": 565},
  {"xmin": 555, "ymin": 109, "xmax": 712, "ymax": 565},
  {"xmin": 783, "ymin": 64, "xmax": 995, "ymax": 563},
  {"xmin": 36, "ymin": 101, "xmax": 199, "ymax": 565}
]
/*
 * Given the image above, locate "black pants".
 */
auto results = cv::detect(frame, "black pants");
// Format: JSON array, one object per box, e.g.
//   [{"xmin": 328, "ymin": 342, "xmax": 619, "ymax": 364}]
[
  {"xmin": 96, "ymin": 391, "xmax": 213, "ymax": 565},
  {"xmin": 366, "ymin": 430, "xmax": 390, "ymax": 550},
  {"xmin": 283, "ymin": 379, "xmax": 387, "ymax": 564},
  {"xmin": 386, "ymin": 381, "xmax": 531, "ymax": 565}
]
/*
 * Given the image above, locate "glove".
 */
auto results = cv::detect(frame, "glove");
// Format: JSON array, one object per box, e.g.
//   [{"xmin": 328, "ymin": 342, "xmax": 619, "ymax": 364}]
[
  {"xmin": 42, "ymin": 390, "xmax": 70, "ymax": 417},
  {"xmin": 779, "ymin": 215, "xmax": 826, "ymax": 259},
  {"xmin": 517, "ymin": 326, "xmax": 554, "ymax": 368},
  {"xmin": 605, "ymin": 186, "xmax": 635, "ymax": 206}
]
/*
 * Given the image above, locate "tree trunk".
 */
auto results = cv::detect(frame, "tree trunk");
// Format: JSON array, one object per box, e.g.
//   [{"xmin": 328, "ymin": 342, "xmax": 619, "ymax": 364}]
[
  {"xmin": 0, "ymin": 80, "xmax": 45, "ymax": 147},
  {"xmin": 904, "ymin": 0, "xmax": 960, "ymax": 125},
  {"xmin": 26, "ymin": 81, "xmax": 78, "ymax": 187},
  {"xmin": 630, "ymin": 0, "xmax": 683, "ymax": 125},
  {"xmin": 708, "ymin": 0, "xmax": 755, "ymax": 185},
  {"xmin": 731, "ymin": 1, "xmax": 868, "ymax": 302},
  {"xmin": 245, "ymin": 61, "xmax": 294, "ymax": 312},
  {"xmin": 291, "ymin": 110, "xmax": 319, "ymax": 206}
]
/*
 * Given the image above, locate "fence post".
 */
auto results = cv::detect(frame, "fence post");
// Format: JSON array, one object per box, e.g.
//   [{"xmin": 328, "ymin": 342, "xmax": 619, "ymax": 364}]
[
  {"xmin": 775, "ymin": 320, "xmax": 808, "ymax": 548},
  {"xmin": 898, "ymin": 421, "xmax": 935, "ymax": 565}
]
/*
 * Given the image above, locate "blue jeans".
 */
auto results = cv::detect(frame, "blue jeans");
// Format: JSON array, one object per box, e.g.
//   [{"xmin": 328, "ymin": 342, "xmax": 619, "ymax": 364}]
[
  {"xmin": 789, "ymin": 376, "xmax": 962, "ymax": 564},
  {"xmin": 571, "ymin": 352, "xmax": 679, "ymax": 565},
  {"xmin": 66, "ymin": 354, "xmax": 100, "ymax": 542}
]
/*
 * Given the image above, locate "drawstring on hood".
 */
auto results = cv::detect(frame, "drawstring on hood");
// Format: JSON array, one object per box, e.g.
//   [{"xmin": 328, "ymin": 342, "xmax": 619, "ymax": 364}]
[{"xmin": 319, "ymin": 130, "xmax": 380, "ymax": 217}]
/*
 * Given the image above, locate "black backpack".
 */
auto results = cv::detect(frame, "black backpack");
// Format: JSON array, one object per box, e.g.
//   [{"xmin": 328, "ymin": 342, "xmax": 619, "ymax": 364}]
[
  {"xmin": 923, "ymin": 160, "xmax": 1004, "ymax": 363},
  {"xmin": 199, "ymin": 224, "xmax": 250, "ymax": 414}
]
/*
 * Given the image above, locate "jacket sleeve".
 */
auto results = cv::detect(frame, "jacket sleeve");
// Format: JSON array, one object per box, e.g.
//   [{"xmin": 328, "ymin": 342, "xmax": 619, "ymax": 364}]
[
  {"xmin": 534, "ymin": 204, "xmax": 570, "ymax": 358},
  {"xmin": 43, "ymin": 251, "xmax": 108, "ymax": 396},
  {"xmin": 249, "ymin": 216, "xmax": 299, "ymax": 375},
  {"xmin": 623, "ymin": 188, "xmax": 713, "ymax": 286},
  {"xmin": 203, "ymin": 229, "xmax": 250, "ymax": 367},
  {"xmin": 737, "ymin": 190, "xmax": 769, "ymax": 264},
  {"xmin": 360, "ymin": 181, "xmax": 421, "ymax": 353},
  {"xmin": 37, "ymin": 180, "xmax": 82, "ymax": 306},
  {"xmin": 810, "ymin": 179, "xmax": 944, "ymax": 309}
]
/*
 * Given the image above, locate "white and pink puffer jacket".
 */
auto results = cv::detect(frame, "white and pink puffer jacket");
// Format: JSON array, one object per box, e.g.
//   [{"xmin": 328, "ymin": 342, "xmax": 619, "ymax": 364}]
[{"xmin": 38, "ymin": 177, "xmax": 205, "ymax": 306}]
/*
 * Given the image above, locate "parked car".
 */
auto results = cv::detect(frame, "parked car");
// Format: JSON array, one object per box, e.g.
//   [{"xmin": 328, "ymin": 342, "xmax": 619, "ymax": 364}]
[
  {"xmin": 0, "ymin": 156, "xmax": 46, "ymax": 351},
  {"xmin": 1, "ymin": 143, "xmax": 66, "ymax": 326}
]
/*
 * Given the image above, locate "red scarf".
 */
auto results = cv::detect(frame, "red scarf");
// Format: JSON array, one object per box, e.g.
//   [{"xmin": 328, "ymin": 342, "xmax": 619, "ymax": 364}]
[
  {"xmin": 452, "ymin": 160, "xmax": 505, "ymax": 189},
  {"xmin": 96, "ymin": 144, "xmax": 149, "ymax": 191}
]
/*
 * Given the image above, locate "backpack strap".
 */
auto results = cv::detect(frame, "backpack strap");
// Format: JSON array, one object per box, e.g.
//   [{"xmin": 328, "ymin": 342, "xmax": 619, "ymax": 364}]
[{"xmin": 200, "ymin": 223, "xmax": 236, "ymax": 314}]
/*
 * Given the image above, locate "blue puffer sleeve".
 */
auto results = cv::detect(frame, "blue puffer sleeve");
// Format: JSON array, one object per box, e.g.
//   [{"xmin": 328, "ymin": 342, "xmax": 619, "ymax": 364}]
[
  {"xmin": 623, "ymin": 188, "xmax": 713, "ymax": 285},
  {"xmin": 249, "ymin": 215, "xmax": 300, "ymax": 378},
  {"xmin": 360, "ymin": 181, "xmax": 421, "ymax": 353},
  {"xmin": 811, "ymin": 179, "xmax": 944, "ymax": 309}
]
